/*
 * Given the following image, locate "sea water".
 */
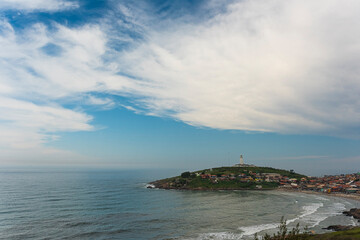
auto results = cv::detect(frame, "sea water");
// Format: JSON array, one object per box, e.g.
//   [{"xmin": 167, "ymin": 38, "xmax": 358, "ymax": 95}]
[{"xmin": 0, "ymin": 169, "xmax": 359, "ymax": 240}]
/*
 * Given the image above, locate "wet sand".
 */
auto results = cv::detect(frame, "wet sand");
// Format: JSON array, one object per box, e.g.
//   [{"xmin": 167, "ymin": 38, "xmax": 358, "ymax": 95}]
[{"xmin": 277, "ymin": 188, "xmax": 360, "ymax": 203}]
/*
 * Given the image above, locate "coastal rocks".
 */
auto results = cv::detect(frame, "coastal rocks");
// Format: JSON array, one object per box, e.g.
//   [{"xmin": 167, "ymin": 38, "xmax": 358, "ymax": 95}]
[
  {"xmin": 343, "ymin": 208, "xmax": 360, "ymax": 221},
  {"xmin": 324, "ymin": 225, "xmax": 355, "ymax": 231},
  {"xmin": 322, "ymin": 208, "xmax": 360, "ymax": 232}
]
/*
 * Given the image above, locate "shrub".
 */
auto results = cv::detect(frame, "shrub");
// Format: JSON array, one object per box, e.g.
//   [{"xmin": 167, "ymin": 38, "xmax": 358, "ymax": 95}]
[
  {"xmin": 181, "ymin": 171, "xmax": 191, "ymax": 178},
  {"xmin": 254, "ymin": 217, "xmax": 310, "ymax": 240}
]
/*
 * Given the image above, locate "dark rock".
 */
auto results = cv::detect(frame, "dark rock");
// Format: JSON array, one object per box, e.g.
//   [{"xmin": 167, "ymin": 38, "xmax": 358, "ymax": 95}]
[
  {"xmin": 343, "ymin": 208, "xmax": 360, "ymax": 220},
  {"xmin": 323, "ymin": 225, "xmax": 355, "ymax": 231}
]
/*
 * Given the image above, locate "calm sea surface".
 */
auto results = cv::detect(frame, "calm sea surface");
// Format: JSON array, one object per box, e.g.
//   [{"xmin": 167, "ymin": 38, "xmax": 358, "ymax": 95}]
[{"xmin": 0, "ymin": 169, "xmax": 359, "ymax": 240}]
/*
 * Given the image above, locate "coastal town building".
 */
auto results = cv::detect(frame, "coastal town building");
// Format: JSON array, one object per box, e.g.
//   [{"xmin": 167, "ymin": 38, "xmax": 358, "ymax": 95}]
[
  {"xmin": 199, "ymin": 167, "xmax": 360, "ymax": 195},
  {"xmin": 279, "ymin": 172, "xmax": 360, "ymax": 195}
]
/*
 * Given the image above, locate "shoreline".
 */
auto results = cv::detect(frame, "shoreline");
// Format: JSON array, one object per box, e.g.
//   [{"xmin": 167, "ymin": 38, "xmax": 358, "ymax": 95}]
[
  {"xmin": 151, "ymin": 187, "xmax": 275, "ymax": 191},
  {"xmin": 148, "ymin": 182, "xmax": 275, "ymax": 191},
  {"xmin": 276, "ymin": 188, "xmax": 360, "ymax": 203},
  {"xmin": 151, "ymin": 184, "xmax": 360, "ymax": 203}
]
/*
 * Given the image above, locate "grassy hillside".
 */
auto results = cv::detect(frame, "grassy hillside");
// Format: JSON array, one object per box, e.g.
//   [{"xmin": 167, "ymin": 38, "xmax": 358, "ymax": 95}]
[
  {"xmin": 254, "ymin": 217, "xmax": 360, "ymax": 240},
  {"xmin": 306, "ymin": 228, "xmax": 360, "ymax": 240},
  {"xmin": 257, "ymin": 227, "xmax": 360, "ymax": 240},
  {"xmin": 151, "ymin": 166, "xmax": 306, "ymax": 190},
  {"xmin": 186, "ymin": 177, "xmax": 279, "ymax": 189}
]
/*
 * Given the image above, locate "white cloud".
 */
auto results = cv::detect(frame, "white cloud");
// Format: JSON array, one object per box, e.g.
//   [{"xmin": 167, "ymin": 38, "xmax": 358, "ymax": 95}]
[
  {"xmin": 0, "ymin": 20, "xmax": 112, "ymax": 160},
  {"xmin": 86, "ymin": 95, "xmax": 115, "ymax": 109},
  {"xmin": 0, "ymin": 20, "xmax": 131, "ymax": 99},
  {"xmin": 0, "ymin": 97, "xmax": 92, "ymax": 133},
  {"xmin": 0, "ymin": 96, "xmax": 93, "ymax": 154},
  {"xmin": 0, "ymin": 17, "xmax": 134, "ymax": 162},
  {"xmin": 0, "ymin": 0, "xmax": 78, "ymax": 11},
  {"xmin": 115, "ymin": 0, "xmax": 360, "ymax": 136},
  {"xmin": 265, "ymin": 155, "xmax": 328, "ymax": 161}
]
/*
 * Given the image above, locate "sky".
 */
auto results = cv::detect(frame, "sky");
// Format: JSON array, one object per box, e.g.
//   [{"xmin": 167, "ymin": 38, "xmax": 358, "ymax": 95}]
[{"xmin": 0, "ymin": 0, "xmax": 360, "ymax": 176}]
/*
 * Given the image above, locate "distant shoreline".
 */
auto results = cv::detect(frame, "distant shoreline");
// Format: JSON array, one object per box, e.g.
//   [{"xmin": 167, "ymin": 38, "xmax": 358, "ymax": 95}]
[
  {"xmin": 149, "ymin": 185, "xmax": 275, "ymax": 191},
  {"xmin": 151, "ymin": 184, "xmax": 360, "ymax": 203},
  {"xmin": 276, "ymin": 188, "xmax": 360, "ymax": 203}
]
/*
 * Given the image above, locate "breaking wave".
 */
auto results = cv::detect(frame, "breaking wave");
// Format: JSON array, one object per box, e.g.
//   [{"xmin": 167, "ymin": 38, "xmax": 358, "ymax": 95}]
[
  {"xmin": 195, "ymin": 232, "xmax": 243, "ymax": 240},
  {"xmin": 238, "ymin": 202, "xmax": 324, "ymax": 237}
]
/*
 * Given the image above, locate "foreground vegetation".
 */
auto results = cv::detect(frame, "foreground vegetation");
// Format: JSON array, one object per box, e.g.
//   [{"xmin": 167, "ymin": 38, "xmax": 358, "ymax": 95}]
[
  {"xmin": 307, "ymin": 228, "xmax": 360, "ymax": 240},
  {"xmin": 254, "ymin": 217, "xmax": 360, "ymax": 240}
]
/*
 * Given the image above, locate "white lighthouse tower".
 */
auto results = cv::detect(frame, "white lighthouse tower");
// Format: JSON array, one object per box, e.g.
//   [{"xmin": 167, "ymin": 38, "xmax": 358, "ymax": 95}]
[
  {"xmin": 240, "ymin": 155, "xmax": 244, "ymax": 165},
  {"xmin": 233, "ymin": 154, "xmax": 255, "ymax": 167}
]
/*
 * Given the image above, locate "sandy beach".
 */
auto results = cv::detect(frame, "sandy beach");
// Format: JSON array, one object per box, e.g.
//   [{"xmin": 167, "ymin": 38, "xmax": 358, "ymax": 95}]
[{"xmin": 277, "ymin": 188, "xmax": 360, "ymax": 203}]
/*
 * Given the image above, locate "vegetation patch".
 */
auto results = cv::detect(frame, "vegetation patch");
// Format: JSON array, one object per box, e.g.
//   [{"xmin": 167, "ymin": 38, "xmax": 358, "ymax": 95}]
[{"xmin": 254, "ymin": 218, "xmax": 360, "ymax": 240}]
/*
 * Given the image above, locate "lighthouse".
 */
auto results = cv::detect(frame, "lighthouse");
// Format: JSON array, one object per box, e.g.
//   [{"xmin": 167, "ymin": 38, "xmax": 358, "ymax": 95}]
[{"xmin": 233, "ymin": 154, "xmax": 255, "ymax": 167}]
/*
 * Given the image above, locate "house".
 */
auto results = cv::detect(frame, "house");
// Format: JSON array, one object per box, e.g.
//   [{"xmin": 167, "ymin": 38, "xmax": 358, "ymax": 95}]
[
  {"xmin": 263, "ymin": 173, "xmax": 281, "ymax": 178},
  {"xmin": 345, "ymin": 188, "xmax": 358, "ymax": 194}
]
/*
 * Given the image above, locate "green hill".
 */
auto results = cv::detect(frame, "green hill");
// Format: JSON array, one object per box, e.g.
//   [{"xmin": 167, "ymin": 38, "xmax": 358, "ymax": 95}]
[
  {"xmin": 150, "ymin": 166, "xmax": 306, "ymax": 190},
  {"xmin": 254, "ymin": 217, "xmax": 360, "ymax": 240},
  {"xmin": 305, "ymin": 227, "xmax": 360, "ymax": 240}
]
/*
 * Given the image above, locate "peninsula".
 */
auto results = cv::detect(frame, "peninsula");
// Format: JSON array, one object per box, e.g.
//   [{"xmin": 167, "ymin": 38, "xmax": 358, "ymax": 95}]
[
  {"xmin": 149, "ymin": 165, "xmax": 306, "ymax": 190},
  {"xmin": 149, "ymin": 155, "xmax": 360, "ymax": 194}
]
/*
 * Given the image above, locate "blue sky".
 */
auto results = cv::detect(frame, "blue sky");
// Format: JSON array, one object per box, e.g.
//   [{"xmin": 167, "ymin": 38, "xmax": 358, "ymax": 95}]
[{"xmin": 1, "ymin": 0, "xmax": 360, "ymax": 176}]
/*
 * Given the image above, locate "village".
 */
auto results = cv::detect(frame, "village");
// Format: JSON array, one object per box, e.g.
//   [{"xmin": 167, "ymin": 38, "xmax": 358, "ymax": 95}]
[
  {"xmin": 290, "ymin": 172, "xmax": 360, "ymax": 194},
  {"xmin": 197, "ymin": 169, "xmax": 360, "ymax": 194}
]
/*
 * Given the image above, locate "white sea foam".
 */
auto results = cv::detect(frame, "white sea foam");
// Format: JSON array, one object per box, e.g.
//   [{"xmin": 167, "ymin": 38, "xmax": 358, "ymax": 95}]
[
  {"xmin": 351, "ymin": 219, "xmax": 359, "ymax": 226},
  {"xmin": 315, "ymin": 196, "xmax": 329, "ymax": 201},
  {"xmin": 193, "ymin": 231, "xmax": 243, "ymax": 240},
  {"xmin": 238, "ymin": 222, "xmax": 279, "ymax": 236},
  {"xmin": 301, "ymin": 202, "xmax": 345, "ymax": 227},
  {"xmin": 144, "ymin": 184, "xmax": 155, "ymax": 189},
  {"xmin": 298, "ymin": 203, "xmax": 323, "ymax": 219},
  {"xmin": 239, "ymin": 202, "xmax": 324, "ymax": 237},
  {"xmin": 192, "ymin": 198, "xmax": 352, "ymax": 240}
]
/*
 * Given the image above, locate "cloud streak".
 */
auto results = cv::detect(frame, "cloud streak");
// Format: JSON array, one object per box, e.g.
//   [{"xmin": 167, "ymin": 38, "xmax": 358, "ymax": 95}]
[
  {"xmin": 264, "ymin": 155, "xmax": 328, "ymax": 161},
  {"xmin": 0, "ymin": 0, "xmax": 78, "ymax": 11},
  {"xmin": 0, "ymin": 19, "xmax": 109, "ymax": 156},
  {"xmin": 0, "ymin": 12, "xmax": 132, "ymax": 159},
  {"xmin": 116, "ymin": 0, "xmax": 360, "ymax": 137}
]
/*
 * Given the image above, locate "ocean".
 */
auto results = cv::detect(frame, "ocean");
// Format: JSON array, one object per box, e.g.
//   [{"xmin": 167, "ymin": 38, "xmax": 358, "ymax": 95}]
[{"xmin": 0, "ymin": 169, "xmax": 359, "ymax": 240}]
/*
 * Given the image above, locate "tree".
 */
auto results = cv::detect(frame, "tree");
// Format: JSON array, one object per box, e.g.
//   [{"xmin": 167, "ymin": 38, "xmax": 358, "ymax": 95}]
[{"xmin": 181, "ymin": 171, "xmax": 191, "ymax": 178}]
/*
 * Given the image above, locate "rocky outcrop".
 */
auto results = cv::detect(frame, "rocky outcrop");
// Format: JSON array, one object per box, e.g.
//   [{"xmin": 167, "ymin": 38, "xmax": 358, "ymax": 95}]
[
  {"xmin": 324, "ymin": 225, "xmax": 355, "ymax": 231},
  {"xmin": 343, "ymin": 208, "xmax": 360, "ymax": 222}
]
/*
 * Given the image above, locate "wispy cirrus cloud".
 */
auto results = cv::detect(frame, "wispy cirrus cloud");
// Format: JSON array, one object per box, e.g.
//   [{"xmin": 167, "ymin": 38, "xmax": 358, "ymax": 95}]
[
  {"xmin": 0, "ymin": 0, "xmax": 78, "ymax": 11},
  {"xmin": 115, "ymin": 0, "xmax": 360, "ymax": 137},
  {"xmin": 0, "ymin": 10, "xmax": 134, "ymax": 159},
  {"xmin": 0, "ymin": 97, "xmax": 92, "ymax": 133},
  {"xmin": 0, "ymin": 19, "xmax": 118, "ymax": 156},
  {"xmin": 264, "ymin": 155, "xmax": 328, "ymax": 161}
]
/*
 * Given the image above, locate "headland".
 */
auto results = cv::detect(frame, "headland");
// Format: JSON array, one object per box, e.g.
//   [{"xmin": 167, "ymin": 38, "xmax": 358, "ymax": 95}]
[
  {"xmin": 148, "ymin": 163, "xmax": 360, "ymax": 202},
  {"xmin": 149, "ymin": 166, "xmax": 306, "ymax": 190}
]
